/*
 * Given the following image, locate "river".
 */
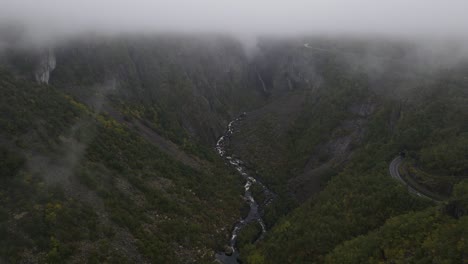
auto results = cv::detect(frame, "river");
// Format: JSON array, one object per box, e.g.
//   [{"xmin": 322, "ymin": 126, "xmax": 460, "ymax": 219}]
[{"xmin": 215, "ymin": 113, "xmax": 275, "ymax": 264}]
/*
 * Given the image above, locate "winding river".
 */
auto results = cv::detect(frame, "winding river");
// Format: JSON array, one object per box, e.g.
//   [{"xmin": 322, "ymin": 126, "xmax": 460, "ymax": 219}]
[{"xmin": 215, "ymin": 113, "xmax": 275, "ymax": 264}]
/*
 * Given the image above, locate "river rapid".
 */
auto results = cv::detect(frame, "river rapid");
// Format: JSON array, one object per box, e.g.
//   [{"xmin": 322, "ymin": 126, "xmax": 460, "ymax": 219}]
[{"xmin": 215, "ymin": 113, "xmax": 275, "ymax": 264}]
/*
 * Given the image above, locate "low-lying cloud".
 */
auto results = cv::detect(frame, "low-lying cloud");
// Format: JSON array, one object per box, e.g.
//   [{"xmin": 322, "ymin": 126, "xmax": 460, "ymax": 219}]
[{"xmin": 2, "ymin": 0, "xmax": 468, "ymax": 41}]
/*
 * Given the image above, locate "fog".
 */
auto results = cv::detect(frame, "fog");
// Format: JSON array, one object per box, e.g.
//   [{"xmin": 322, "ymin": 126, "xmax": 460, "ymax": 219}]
[{"xmin": 2, "ymin": 0, "xmax": 468, "ymax": 42}]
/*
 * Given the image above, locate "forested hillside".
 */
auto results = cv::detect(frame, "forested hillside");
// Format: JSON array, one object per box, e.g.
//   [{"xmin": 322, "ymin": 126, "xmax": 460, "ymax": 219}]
[
  {"xmin": 233, "ymin": 39, "xmax": 468, "ymax": 263},
  {"xmin": 0, "ymin": 34, "xmax": 466, "ymax": 263},
  {"xmin": 0, "ymin": 67, "xmax": 244, "ymax": 263},
  {"xmin": 50, "ymin": 35, "xmax": 265, "ymax": 146}
]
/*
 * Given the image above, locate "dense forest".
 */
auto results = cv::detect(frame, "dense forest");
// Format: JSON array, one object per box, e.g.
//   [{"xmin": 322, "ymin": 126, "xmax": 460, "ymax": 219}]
[
  {"xmin": 0, "ymin": 68, "xmax": 244, "ymax": 263},
  {"xmin": 231, "ymin": 40, "xmax": 468, "ymax": 263},
  {"xmin": 0, "ymin": 34, "xmax": 466, "ymax": 263}
]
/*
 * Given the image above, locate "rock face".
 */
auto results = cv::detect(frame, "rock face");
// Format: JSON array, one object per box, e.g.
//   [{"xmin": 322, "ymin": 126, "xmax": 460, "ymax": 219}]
[
  {"xmin": 35, "ymin": 48, "xmax": 56, "ymax": 84},
  {"xmin": 224, "ymin": 245, "xmax": 233, "ymax": 256},
  {"xmin": 48, "ymin": 36, "xmax": 265, "ymax": 145}
]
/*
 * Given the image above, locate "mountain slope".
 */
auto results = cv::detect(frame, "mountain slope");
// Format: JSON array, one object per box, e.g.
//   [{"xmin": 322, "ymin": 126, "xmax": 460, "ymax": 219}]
[
  {"xmin": 0, "ymin": 35, "xmax": 467, "ymax": 264},
  {"xmin": 0, "ymin": 68, "xmax": 243, "ymax": 263},
  {"xmin": 238, "ymin": 40, "xmax": 468, "ymax": 263}
]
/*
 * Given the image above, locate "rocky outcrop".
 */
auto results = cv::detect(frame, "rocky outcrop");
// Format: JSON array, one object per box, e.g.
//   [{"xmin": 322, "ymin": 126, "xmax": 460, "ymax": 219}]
[{"xmin": 35, "ymin": 48, "xmax": 56, "ymax": 84}]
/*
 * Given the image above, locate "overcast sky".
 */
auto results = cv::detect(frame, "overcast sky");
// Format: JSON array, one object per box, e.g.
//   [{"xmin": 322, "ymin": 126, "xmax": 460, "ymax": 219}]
[{"xmin": 1, "ymin": 0, "xmax": 468, "ymax": 39}]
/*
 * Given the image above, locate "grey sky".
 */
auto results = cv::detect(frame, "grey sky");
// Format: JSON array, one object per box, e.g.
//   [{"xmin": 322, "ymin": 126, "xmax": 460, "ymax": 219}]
[{"xmin": 1, "ymin": 0, "xmax": 468, "ymax": 39}]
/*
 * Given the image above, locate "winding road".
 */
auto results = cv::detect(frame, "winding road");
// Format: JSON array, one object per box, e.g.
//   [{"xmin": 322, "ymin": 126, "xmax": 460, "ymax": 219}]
[{"xmin": 389, "ymin": 156, "xmax": 437, "ymax": 201}]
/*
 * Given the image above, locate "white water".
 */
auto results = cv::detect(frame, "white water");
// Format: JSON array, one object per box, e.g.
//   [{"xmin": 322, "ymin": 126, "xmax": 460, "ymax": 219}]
[
  {"xmin": 35, "ymin": 48, "xmax": 56, "ymax": 84},
  {"xmin": 215, "ymin": 113, "xmax": 274, "ymax": 264}
]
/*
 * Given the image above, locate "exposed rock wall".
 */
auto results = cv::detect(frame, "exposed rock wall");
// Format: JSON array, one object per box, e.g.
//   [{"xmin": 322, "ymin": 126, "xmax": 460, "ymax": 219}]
[{"xmin": 35, "ymin": 48, "xmax": 56, "ymax": 84}]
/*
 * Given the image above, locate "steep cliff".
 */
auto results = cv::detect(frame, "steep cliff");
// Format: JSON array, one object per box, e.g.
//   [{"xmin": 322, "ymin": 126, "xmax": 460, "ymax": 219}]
[
  {"xmin": 0, "ymin": 34, "xmax": 467, "ymax": 263},
  {"xmin": 35, "ymin": 48, "xmax": 56, "ymax": 84}
]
